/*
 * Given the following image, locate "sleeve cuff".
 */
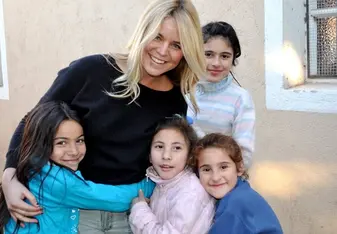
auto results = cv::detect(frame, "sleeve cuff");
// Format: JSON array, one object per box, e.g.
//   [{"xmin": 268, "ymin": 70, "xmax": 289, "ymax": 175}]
[{"xmin": 129, "ymin": 201, "xmax": 154, "ymax": 230}]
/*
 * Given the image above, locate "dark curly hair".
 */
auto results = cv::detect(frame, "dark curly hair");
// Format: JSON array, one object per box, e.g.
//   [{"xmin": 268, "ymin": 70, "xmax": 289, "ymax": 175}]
[{"xmin": 192, "ymin": 133, "xmax": 249, "ymax": 180}]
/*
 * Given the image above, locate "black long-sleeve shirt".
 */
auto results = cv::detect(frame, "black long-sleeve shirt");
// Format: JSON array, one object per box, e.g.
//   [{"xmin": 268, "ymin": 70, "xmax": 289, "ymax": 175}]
[{"xmin": 5, "ymin": 54, "xmax": 187, "ymax": 185}]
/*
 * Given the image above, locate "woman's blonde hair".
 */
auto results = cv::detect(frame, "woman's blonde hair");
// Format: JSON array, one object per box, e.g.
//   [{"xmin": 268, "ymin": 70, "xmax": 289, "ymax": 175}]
[{"xmin": 106, "ymin": 0, "xmax": 205, "ymax": 113}]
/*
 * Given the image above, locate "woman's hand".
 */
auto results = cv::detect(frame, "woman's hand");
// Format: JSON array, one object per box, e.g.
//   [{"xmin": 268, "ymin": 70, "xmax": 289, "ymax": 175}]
[
  {"xmin": 131, "ymin": 190, "xmax": 150, "ymax": 207},
  {"xmin": 2, "ymin": 168, "xmax": 43, "ymax": 226}
]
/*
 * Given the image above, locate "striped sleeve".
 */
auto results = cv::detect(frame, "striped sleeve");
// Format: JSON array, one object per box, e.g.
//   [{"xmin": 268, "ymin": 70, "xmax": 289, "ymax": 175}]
[{"xmin": 232, "ymin": 91, "xmax": 255, "ymax": 169}]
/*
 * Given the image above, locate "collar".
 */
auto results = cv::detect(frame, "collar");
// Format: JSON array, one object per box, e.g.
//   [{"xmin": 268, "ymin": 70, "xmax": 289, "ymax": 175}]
[
  {"xmin": 146, "ymin": 166, "xmax": 192, "ymax": 187},
  {"xmin": 197, "ymin": 75, "xmax": 233, "ymax": 94}
]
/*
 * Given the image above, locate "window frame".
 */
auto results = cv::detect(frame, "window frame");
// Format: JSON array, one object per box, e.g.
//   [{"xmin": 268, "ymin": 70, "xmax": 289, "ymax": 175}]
[
  {"xmin": 264, "ymin": 0, "xmax": 337, "ymax": 114},
  {"xmin": 306, "ymin": 0, "xmax": 337, "ymax": 79},
  {"xmin": 0, "ymin": 0, "xmax": 8, "ymax": 100}
]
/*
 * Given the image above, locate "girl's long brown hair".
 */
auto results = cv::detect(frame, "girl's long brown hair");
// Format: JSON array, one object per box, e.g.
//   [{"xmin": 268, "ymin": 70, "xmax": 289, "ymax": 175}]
[{"xmin": 0, "ymin": 101, "xmax": 80, "ymax": 232}]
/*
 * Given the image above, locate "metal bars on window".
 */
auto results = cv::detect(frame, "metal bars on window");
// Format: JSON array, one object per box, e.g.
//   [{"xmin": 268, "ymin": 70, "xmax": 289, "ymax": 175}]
[{"xmin": 307, "ymin": 0, "xmax": 337, "ymax": 78}]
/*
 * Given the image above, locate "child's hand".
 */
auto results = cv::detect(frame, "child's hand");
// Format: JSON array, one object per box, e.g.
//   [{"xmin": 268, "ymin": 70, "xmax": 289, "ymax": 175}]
[{"xmin": 131, "ymin": 189, "xmax": 149, "ymax": 207}]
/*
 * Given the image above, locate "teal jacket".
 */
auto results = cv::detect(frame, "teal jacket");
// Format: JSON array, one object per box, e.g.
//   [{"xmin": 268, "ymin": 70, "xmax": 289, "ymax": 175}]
[{"xmin": 5, "ymin": 164, "xmax": 154, "ymax": 234}]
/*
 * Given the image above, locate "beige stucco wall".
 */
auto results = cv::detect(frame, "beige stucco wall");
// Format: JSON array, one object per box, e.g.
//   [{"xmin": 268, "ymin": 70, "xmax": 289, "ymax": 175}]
[{"xmin": 0, "ymin": 1, "xmax": 336, "ymax": 233}]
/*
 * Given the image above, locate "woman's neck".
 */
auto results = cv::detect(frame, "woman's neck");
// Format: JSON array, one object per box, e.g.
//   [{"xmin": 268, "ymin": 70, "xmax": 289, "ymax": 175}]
[
  {"xmin": 140, "ymin": 74, "xmax": 173, "ymax": 91},
  {"xmin": 115, "ymin": 58, "xmax": 127, "ymax": 73}
]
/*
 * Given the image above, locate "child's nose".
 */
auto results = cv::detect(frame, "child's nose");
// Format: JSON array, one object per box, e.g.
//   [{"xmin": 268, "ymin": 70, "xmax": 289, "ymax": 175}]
[
  {"xmin": 68, "ymin": 144, "xmax": 79, "ymax": 156},
  {"xmin": 211, "ymin": 172, "xmax": 221, "ymax": 182},
  {"xmin": 162, "ymin": 150, "xmax": 172, "ymax": 160},
  {"xmin": 212, "ymin": 57, "xmax": 221, "ymax": 66}
]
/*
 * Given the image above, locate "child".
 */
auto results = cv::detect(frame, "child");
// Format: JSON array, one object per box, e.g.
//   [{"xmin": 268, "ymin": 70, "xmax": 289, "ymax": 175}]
[
  {"xmin": 187, "ymin": 21, "xmax": 255, "ymax": 169},
  {"xmin": 129, "ymin": 116, "xmax": 215, "ymax": 234},
  {"xmin": 193, "ymin": 133, "xmax": 283, "ymax": 234},
  {"xmin": 0, "ymin": 101, "xmax": 154, "ymax": 233}
]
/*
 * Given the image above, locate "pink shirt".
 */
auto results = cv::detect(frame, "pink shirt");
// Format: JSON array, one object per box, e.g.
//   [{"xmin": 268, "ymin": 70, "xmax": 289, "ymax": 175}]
[{"xmin": 129, "ymin": 167, "xmax": 215, "ymax": 234}]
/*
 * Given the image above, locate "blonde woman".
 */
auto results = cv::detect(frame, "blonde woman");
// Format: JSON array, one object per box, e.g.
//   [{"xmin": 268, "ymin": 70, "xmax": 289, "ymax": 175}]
[{"xmin": 2, "ymin": 0, "xmax": 205, "ymax": 233}]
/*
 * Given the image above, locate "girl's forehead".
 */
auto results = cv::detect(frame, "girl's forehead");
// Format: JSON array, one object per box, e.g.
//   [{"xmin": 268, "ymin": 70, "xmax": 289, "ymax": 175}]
[
  {"xmin": 55, "ymin": 120, "xmax": 83, "ymax": 137},
  {"xmin": 198, "ymin": 147, "xmax": 232, "ymax": 163},
  {"xmin": 204, "ymin": 37, "xmax": 232, "ymax": 51},
  {"xmin": 155, "ymin": 128, "xmax": 182, "ymax": 137},
  {"xmin": 153, "ymin": 128, "xmax": 186, "ymax": 142}
]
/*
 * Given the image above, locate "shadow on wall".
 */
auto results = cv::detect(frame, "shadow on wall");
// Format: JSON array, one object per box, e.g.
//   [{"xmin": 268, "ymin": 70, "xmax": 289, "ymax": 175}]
[{"xmin": 250, "ymin": 161, "xmax": 337, "ymax": 234}]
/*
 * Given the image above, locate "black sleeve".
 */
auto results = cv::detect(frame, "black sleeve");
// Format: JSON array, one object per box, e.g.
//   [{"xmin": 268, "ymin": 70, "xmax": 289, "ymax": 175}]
[{"xmin": 5, "ymin": 55, "xmax": 96, "ymax": 169}]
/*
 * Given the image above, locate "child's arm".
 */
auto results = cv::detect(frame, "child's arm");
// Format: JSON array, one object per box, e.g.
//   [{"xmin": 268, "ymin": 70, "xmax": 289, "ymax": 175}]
[
  {"xmin": 45, "ymin": 168, "xmax": 155, "ymax": 212},
  {"xmin": 232, "ymin": 92, "xmax": 255, "ymax": 169},
  {"xmin": 129, "ymin": 192, "xmax": 211, "ymax": 234},
  {"xmin": 69, "ymin": 177, "xmax": 155, "ymax": 212}
]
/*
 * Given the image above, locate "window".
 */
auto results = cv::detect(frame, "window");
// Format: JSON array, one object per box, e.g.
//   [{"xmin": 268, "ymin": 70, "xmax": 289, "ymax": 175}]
[
  {"xmin": 307, "ymin": 0, "xmax": 337, "ymax": 78},
  {"xmin": 0, "ymin": 53, "xmax": 3, "ymax": 87},
  {"xmin": 0, "ymin": 0, "xmax": 9, "ymax": 100},
  {"xmin": 265, "ymin": 0, "xmax": 337, "ymax": 113}
]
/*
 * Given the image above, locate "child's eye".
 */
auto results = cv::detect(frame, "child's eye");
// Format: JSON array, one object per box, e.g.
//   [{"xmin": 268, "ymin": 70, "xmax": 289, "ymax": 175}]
[
  {"xmin": 154, "ymin": 145, "xmax": 163, "ymax": 149},
  {"xmin": 56, "ymin": 141, "xmax": 66, "ymax": 146},
  {"xmin": 77, "ymin": 139, "xmax": 85, "ymax": 144},
  {"xmin": 221, "ymin": 54, "xmax": 230, "ymax": 59},
  {"xmin": 220, "ymin": 165, "xmax": 228, "ymax": 170},
  {"xmin": 205, "ymin": 52, "xmax": 213, "ymax": 58},
  {"xmin": 201, "ymin": 168, "xmax": 211, "ymax": 172},
  {"xmin": 173, "ymin": 146, "xmax": 182, "ymax": 151}
]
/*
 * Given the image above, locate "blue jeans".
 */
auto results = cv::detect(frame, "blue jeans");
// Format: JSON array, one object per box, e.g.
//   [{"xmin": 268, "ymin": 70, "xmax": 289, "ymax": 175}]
[{"xmin": 78, "ymin": 210, "xmax": 132, "ymax": 233}]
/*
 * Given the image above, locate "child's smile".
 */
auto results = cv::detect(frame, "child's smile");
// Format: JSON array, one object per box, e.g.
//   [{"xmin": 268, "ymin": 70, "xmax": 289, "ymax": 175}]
[
  {"xmin": 51, "ymin": 120, "xmax": 86, "ymax": 171},
  {"xmin": 198, "ymin": 147, "xmax": 243, "ymax": 199}
]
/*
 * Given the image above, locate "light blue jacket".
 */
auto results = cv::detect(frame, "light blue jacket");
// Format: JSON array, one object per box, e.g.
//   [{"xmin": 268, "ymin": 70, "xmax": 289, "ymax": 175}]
[{"xmin": 5, "ymin": 164, "xmax": 155, "ymax": 234}]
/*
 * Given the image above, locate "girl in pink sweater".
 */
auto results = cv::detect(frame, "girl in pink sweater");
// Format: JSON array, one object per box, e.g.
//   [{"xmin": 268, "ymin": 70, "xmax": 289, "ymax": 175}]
[{"xmin": 129, "ymin": 116, "xmax": 215, "ymax": 234}]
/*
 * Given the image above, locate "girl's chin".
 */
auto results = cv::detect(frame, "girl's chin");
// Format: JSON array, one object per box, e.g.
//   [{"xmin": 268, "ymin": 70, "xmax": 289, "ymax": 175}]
[
  {"xmin": 158, "ymin": 172, "xmax": 180, "ymax": 180},
  {"xmin": 206, "ymin": 74, "xmax": 225, "ymax": 82}
]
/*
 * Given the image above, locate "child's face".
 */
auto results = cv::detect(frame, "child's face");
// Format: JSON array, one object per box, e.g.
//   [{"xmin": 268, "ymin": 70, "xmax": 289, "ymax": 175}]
[
  {"xmin": 50, "ymin": 120, "xmax": 86, "ymax": 171},
  {"xmin": 198, "ymin": 147, "xmax": 242, "ymax": 199},
  {"xmin": 204, "ymin": 37, "xmax": 234, "ymax": 83},
  {"xmin": 150, "ymin": 128, "xmax": 188, "ymax": 180}
]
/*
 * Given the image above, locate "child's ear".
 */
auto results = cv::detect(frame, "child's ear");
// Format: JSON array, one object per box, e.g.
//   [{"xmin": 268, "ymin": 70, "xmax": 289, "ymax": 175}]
[{"xmin": 237, "ymin": 162, "xmax": 245, "ymax": 176}]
